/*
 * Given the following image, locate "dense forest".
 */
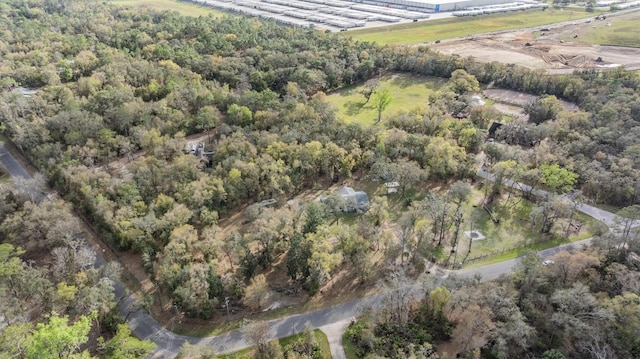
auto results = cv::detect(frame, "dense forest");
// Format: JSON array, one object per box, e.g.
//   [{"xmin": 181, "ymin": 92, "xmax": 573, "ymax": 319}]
[
  {"xmin": 0, "ymin": 182, "xmax": 156, "ymax": 358},
  {"xmin": 345, "ymin": 244, "xmax": 640, "ymax": 359},
  {"xmin": 1, "ymin": 0, "xmax": 640, "ymax": 358}
]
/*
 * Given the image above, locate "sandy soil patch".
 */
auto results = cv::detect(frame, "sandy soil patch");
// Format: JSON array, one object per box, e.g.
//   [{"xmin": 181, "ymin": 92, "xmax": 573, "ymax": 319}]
[{"xmin": 484, "ymin": 89, "xmax": 579, "ymax": 111}]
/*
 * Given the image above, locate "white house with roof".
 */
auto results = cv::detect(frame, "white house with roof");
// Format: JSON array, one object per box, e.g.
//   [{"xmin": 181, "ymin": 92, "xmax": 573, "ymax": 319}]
[
  {"xmin": 337, "ymin": 186, "xmax": 370, "ymax": 211},
  {"xmin": 320, "ymin": 186, "xmax": 370, "ymax": 212}
]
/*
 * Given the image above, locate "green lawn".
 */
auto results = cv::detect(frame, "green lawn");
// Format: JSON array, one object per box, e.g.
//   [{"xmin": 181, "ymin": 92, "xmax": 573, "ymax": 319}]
[
  {"xmin": 279, "ymin": 329, "xmax": 332, "ymax": 358},
  {"xmin": 110, "ymin": 0, "xmax": 225, "ymax": 17},
  {"xmin": 325, "ymin": 73, "xmax": 447, "ymax": 126},
  {"xmin": 0, "ymin": 169, "xmax": 9, "ymax": 183},
  {"xmin": 463, "ymin": 236, "xmax": 573, "ymax": 268},
  {"xmin": 0, "ymin": 135, "xmax": 13, "ymax": 182},
  {"xmin": 457, "ymin": 190, "xmax": 601, "ymax": 268},
  {"xmin": 331, "ymin": 177, "xmax": 599, "ymax": 269},
  {"xmin": 173, "ymin": 320, "xmax": 241, "ymax": 337},
  {"xmin": 219, "ymin": 329, "xmax": 331, "ymax": 359},
  {"xmin": 342, "ymin": 333, "xmax": 359, "ymax": 359},
  {"xmin": 560, "ymin": 13, "xmax": 640, "ymax": 47},
  {"xmin": 348, "ymin": 8, "xmax": 602, "ymax": 45}
]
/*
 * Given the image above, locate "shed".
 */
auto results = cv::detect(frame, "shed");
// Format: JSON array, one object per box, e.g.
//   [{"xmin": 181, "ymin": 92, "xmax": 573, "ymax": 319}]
[{"xmin": 385, "ymin": 182, "xmax": 400, "ymax": 194}]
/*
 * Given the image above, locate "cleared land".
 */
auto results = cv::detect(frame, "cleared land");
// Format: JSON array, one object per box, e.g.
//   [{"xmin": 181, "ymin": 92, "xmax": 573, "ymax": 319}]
[
  {"xmin": 110, "ymin": 0, "xmax": 224, "ymax": 17},
  {"xmin": 325, "ymin": 74, "xmax": 446, "ymax": 126},
  {"xmin": 348, "ymin": 7, "xmax": 602, "ymax": 45},
  {"xmin": 557, "ymin": 11, "xmax": 640, "ymax": 47},
  {"xmin": 427, "ymin": 9, "xmax": 640, "ymax": 73}
]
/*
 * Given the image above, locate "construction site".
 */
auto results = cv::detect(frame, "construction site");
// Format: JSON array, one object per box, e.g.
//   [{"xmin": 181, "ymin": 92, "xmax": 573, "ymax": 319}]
[{"xmin": 428, "ymin": 9, "xmax": 640, "ymax": 74}]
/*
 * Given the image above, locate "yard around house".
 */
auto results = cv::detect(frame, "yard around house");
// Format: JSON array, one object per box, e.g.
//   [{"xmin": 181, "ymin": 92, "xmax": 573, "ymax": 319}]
[
  {"xmin": 332, "ymin": 176, "xmax": 599, "ymax": 270},
  {"xmin": 454, "ymin": 192, "xmax": 599, "ymax": 268},
  {"xmin": 325, "ymin": 73, "xmax": 447, "ymax": 126},
  {"xmin": 369, "ymin": 179, "xmax": 599, "ymax": 268}
]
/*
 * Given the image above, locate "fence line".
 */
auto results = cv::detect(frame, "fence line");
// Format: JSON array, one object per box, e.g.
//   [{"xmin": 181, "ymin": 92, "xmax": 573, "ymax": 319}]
[{"xmin": 440, "ymin": 237, "xmax": 561, "ymax": 268}]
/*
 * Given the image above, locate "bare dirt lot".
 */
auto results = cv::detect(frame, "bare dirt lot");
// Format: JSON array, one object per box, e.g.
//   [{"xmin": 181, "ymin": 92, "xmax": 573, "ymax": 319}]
[{"xmin": 429, "ymin": 10, "xmax": 640, "ymax": 74}]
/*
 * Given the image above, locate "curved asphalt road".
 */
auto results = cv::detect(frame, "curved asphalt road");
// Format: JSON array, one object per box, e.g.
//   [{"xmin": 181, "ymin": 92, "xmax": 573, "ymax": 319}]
[
  {"xmin": 1, "ymin": 144, "xmax": 622, "ymax": 358},
  {"xmin": 0, "ymin": 144, "xmax": 31, "ymax": 179}
]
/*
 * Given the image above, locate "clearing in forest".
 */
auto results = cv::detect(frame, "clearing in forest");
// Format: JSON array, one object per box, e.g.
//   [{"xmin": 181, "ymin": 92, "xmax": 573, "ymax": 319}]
[
  {"xmin": 110, "ymin": 0, "xmax": 224, "ymax": 17},
  {"xmin": 325, "ymin": 73, "xmax": 446, "ymax": 126},
  {"xmin": 456, "ymin": 189, "xmax": 597, "ymax": 267},
  {"xmin": 369, "ymin": 181, "xmax": 598, "ymax": 269}
]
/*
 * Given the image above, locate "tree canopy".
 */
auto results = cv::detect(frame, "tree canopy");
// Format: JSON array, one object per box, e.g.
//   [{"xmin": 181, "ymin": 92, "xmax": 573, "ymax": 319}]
[{"xmin": 1, "ymin": 0, "xmax": 640, "ymax": 345}]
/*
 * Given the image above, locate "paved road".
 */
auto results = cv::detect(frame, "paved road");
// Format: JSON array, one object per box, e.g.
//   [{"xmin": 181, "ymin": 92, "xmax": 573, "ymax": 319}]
[
  {"xmin": 2, "ymin": 145, "xmax": 622, "ymax": 358},
  {"xmin": 458, "ymin": 237, "xmax": 593, "ymax": 281},
  {"xmin": 0, "ymin": 143, "xmax": 31, "ymax": 179}
]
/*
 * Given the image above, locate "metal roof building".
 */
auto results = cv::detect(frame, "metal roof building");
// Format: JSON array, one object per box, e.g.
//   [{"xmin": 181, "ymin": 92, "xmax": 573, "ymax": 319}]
[{"xmin": 351, "ymin": 0, "xmax": 535, "ymax": 12}]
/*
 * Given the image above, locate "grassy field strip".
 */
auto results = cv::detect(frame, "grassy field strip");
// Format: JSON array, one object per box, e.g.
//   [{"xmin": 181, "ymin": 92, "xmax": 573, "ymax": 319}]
[
  {"xmin": 342, "ymin": 333, "xmax": 359, "ymax": 359},
  {"xmin": 462, "ymin": 234, "xmax": 589, "ymax": 268},
  {"xmin": 566, "ymin": 13, "xmax": 640, "ymax": 47},
  {"xmin": 348, "ymin": 8, "xmax": 603, "ymax": 45},
  {"xmin": 110, "ymin": 0, "xmax": 224, "ymax": 17},
  {"xmin": 219, "ymin": 329, "xmax": 331, "ymax": 359}
]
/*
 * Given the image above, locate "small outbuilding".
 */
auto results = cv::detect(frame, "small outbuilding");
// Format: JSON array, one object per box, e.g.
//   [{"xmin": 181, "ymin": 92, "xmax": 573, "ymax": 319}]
[{"xmin": 385, "ymin": 182, "xmax": 400, "ymax": 194}]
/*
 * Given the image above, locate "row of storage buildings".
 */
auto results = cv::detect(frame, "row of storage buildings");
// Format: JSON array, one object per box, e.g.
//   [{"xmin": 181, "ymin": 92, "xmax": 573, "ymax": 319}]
[
  {"xmin": 191, "ymin": 0, "xmax": 433, "ymax": 28},
  {"xmin": 190, "ymin": 0, "xmax": 550, "ymax": 29},
  {"xmin": 614, "ymin": 0, "xmax": 640, "ymax": 9},
  {"xmin": 452, "ymin": 2, "xmax": 548, "ymax": 16}
]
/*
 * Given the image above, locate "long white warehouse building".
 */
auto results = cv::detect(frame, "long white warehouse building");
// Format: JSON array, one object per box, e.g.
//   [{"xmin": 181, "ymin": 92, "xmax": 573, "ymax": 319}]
[{"xmin": 346, "ymin": 0, "xmax": 536, "ymax": 12}]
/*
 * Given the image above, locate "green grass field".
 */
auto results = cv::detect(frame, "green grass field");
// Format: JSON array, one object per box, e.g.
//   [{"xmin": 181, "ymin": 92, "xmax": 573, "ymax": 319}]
[
  {"xmin": 348, "ymin": 8, "xmax": 601, "ymax": 45},
  {"xmin": 219, "ymin": 329, "xmax": 331, "ymax": 359},
  {"xmin": 561, "ymin": 13, "xmax": 640, "ymax": 47},
  {"xmin": 342, "ymin": 332, "xmax": 359, "ymax": 359},
  {"xmin": 455, "ymin": 186, "xmax": 601, "ymax": 268},
  {"xmin": 325, "ymin": 74, "xmax": 447, "ymax": 126},
  {"xmin": 0, "ymin": 135, "xmax": 12, "ymax": 182},
  {"xmin": 110, "ymin": 0, "xmax": 224, "ymax": 17}
]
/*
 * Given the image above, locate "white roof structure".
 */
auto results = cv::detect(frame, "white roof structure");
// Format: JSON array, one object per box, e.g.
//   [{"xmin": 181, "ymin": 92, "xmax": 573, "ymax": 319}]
[
  {"xmin": 320, "ymin": 186, "xmax": 370, "ymax": 211},
  {"xmin": 10, "ymin": 87, "xmax": 37, "ymax": 97},
  {"xmin": 471, "ymin": 95, "xmax": 486, "ymax": 106}
]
